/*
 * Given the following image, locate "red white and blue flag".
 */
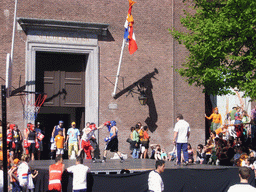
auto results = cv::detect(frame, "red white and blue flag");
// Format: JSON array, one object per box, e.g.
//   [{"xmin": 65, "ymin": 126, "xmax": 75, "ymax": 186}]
[{"xmin": 124, "ymin": 0, "xmax": 138, "ymax": 55}]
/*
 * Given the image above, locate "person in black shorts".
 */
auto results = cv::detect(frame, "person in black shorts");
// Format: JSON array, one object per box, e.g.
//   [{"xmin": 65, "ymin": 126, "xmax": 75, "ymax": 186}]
[
  {"xmin": 102, "ymin": 121, "xmax": 124, "ymax": 163},
  {"xmin": 141, "ymin": 126, "xmax": 150, "ymax": 159},
  {"xmin": 27, "ymin": 124, "xmax": 37, "ymax": 161}
]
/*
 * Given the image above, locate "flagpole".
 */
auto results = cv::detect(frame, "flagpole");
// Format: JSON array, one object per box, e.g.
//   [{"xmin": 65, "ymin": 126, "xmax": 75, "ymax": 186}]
[{"xmin": 112, "ymin": 38, "xmax": 126, "ymax": 97}]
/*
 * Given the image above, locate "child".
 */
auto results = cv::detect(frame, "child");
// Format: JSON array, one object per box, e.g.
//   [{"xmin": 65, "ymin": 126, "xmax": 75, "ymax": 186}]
[
  {"xmin": 154, "ymin": 145, "xmax": 162, "ymax": 160},
  {"xmin": 204, "ymin": 139, "xmax": 214, "ymax": 164},
  {"xmin": 55, "ymin": 130, "xmax": 65, "ymax": 157},
  {"xmin": 168, "ymin": 146, "xmax": 177, "ymax": 161},
  {"xmin": 8, "ymin": 158, "xmax": 21, "ymax": 192},
  {"xmin": 160, "ymin": 148, "xmax": 168, "ymax": 161}
]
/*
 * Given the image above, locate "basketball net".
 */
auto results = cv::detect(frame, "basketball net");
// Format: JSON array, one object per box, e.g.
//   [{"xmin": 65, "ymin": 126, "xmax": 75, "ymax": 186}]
[{"xmin": 22, "ymin": 93, "xmax": 47, "ymax": 121}]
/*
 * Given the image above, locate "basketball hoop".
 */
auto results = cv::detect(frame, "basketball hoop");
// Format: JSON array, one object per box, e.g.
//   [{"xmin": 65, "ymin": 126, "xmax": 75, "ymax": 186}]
[{"xmin": 23, "ymin": 93, "xmax": 47, "ymax": 121}]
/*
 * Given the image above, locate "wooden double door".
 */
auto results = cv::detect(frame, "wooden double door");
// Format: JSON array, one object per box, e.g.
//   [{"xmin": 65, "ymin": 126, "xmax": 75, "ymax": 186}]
[{"xmin": 36, "ymin": 51, "xmax": 87, "ymax": 107}]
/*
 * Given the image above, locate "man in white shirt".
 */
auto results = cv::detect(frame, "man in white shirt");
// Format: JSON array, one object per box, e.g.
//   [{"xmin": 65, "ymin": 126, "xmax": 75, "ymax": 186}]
[
  {"xmin": 66, "ymin": 156, "xmax": 90, "ymax": 192},
  {"xmin": 227, "ymin": 166, "xmax": 256, "ymax": 192},
  {"xmin": 148, "ymin": 160, "xmax": 165, "ymax": 192},
  {"xmin": 173, "ymin": 114, "xmax": 190, "ymax": 166}
]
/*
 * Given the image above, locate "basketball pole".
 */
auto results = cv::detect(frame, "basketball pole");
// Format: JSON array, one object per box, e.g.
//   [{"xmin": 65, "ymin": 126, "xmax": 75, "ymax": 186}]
[
  {"xmin": 10, "ymin": 0, "xmax": 18, "ymax": 62},
  {"xmin": 1, "ymin": 2, "xmax": 19, "ymax": 191},
  {"xmin": 1, "ymin": 85, "xmax": 8, "ymax": 192}
]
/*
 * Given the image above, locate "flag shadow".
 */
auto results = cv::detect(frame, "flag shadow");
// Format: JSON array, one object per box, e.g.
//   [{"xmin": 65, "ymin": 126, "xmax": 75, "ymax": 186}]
[{"xmin": 114, "ymin": 68, "xmax": 159, "ymax": 132}]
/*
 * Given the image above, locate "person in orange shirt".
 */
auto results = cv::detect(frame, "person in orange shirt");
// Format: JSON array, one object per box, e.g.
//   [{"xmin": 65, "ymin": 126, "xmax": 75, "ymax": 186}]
[
  {"xmin": 55, "ymin": 130, "xmax": 65, "ymax": 158},
  {"xmin": 205, "ymin": 107, "xmax": 222, "ymax": 131},
  {"xmin": 141, "ymin": 126, "xmax": 150, "ymax": 159},
  {"xmin": 8, "ymin": 158, "xmax": 22, "ymax": 192}
]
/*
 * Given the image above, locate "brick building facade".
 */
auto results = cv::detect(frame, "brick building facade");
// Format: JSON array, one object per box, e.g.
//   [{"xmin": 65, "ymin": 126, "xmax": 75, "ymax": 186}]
[{"xmin": 0, "ymin": 0, "xmax": 205, "ymax": 157}]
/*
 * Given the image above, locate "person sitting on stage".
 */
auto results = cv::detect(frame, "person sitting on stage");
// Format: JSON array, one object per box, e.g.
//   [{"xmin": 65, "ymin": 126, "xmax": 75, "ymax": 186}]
[
  {"xmin": 102, "ymin": 120, "xmax": 124, "ymax": 163},
  {"xmin": 233, "ymin": 145, "xmax": 243, "ymax": 165},
  {"xmin": 48, "ymin": 155, "xmax": 65, "ymax": 192},
  {"xmin": 160, "ymin": 148, "xmax": 168, "ymax": 161},
  {"xmin": 78, "ymin": 123, "xmax": 104, "ymax": 162},
  {"xmin": 215, "ymin": 125, "xmax": 228, "ymax": 140},
  {"xmin": 227, "ymin": 166, "xmax": 256, "ymax": 192},
  {"xmin": 149, "ymin": 144, "xmax": 161, "ymax": 160},
  {"xmin": 66, "ymin": 122, "xmax": 80, "ymax": 159},
  {"xmin": 196, "ymin": 144, "xmax": 205, "ymax": 164},
  {"xmin": 51, "ymin": 121, "xmax": 65, "ymax": 160},
  {"xmin": 168, "ymin": 145, "xmax": 177, "ymax": 161},
  {"xmin": 66, "ymin": 156, "xmax": 90, "ymax": 192},
  {"xmin": 154, "ymin": 145, "xmax": 162, "ymax": 160},
  {"xmin": 148, "ymin": 160, "xmax": 165, "ymax": 192},
  {"xmin": 187, "ymin": 143, "xmax": 194, "ymax": 163},
  {"xmin": 55, "ymin": 130, "xmax": 65, "ymax": 158}
]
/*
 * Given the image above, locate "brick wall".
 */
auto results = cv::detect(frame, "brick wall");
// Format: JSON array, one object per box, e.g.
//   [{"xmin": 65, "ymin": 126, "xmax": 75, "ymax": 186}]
[{"xmin": 0, "ymin": 0, "xmax": 205, "ymax": 157}]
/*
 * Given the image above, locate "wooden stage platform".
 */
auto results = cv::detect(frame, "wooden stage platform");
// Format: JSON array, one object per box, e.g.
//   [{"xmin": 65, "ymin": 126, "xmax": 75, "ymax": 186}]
[
  {"xmin": 29, "ymin": 159, "xmax": 255, "ymax": 192},
  {"xmin": 28, "ymin": 158, "xmax": 231, "ymax": 174}
]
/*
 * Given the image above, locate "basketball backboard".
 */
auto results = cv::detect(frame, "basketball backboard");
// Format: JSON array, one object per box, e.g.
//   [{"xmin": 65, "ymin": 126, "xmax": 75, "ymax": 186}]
[{"xmin": 5, "ymin": 53, "xmax": 12, "ymax": 98}]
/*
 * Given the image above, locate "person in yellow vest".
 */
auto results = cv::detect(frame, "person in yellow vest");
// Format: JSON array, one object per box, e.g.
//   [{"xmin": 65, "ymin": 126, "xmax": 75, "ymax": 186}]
[{"xmin": 205, "ymin": 107, "xmax": 222, "ymax": 131}]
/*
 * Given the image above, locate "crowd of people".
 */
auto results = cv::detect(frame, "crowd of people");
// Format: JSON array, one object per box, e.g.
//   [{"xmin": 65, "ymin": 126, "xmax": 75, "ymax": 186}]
[
  {"xmin": 127, "ymin": 105, "xmax": 256, "ymax": 176},
  {"xmin": 194, "ymin": 105, "xmax": 256, "ymax": 168},
  {"xmin": 2, "ymin": 122, "xmax": 44, "ymax": 166},
  {"xmin": 0, "ymin": 119, "xmax": 127, "ymax": 191},
  {"xmin": 1, "ymin": 103, "xmax": 256, "ymax": 191}
]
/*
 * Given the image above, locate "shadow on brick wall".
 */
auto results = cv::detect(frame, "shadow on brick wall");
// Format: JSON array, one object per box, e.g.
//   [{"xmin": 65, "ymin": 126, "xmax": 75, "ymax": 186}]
[{"xmin": 113, "ymin": 68, "xmax": 159, "ymax": 132}]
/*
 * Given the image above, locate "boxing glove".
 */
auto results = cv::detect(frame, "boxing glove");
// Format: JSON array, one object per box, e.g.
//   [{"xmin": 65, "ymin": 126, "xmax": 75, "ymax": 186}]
[
  {"xmin": 104, "ymin": 121, "xmax": 111, "ymax": 126},
  {"xmin": 104, "ymin": 137, "xmax": 111, "ymax": 142},
  {"xmin": 35, "ymin": 141, "xmax": 39, "ymax": 149}
]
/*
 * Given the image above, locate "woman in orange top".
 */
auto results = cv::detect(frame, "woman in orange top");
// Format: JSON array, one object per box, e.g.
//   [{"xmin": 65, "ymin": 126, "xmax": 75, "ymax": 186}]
[
  {"xmin": 205, "ymin": 107, "xmax": 222, "ymax": 131},
  {"xmin": 141, "ymin": 126, "xmax": 150, "ymax": 159}
]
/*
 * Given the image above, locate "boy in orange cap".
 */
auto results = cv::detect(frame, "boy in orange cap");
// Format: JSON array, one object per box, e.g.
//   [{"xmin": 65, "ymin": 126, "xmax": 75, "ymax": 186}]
[{"xmin": 8, "ymin": 158, "xmax": 21, "ymax": 192}]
